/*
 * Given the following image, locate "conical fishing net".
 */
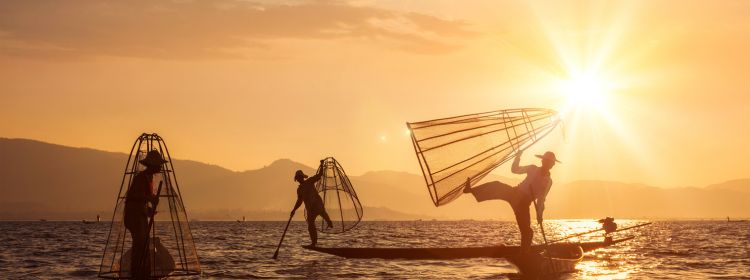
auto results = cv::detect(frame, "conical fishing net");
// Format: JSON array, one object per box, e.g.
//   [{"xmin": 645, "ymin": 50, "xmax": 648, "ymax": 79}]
[
  {"xmin": 308, "ymin": 157, "xmax": 363, "ymax": 234},
  {"xmin": 99, "ymin": 133, "xmax": 200, "ymax": 279},
  {"xmin": 407, "ymin": 108, "xmax": 559, "ymax": 206}
]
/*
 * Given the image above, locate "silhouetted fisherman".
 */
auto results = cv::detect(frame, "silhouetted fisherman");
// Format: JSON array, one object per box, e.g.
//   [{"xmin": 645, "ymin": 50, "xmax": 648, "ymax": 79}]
[
  {"xmin": 124, "ymin": 150, "xmax": 166, "ymax": 279},
  {"xmin": 290, "ymin": 160, "xmax": 334, "ymax": 247},
  {"xmin": 463, "ymin": 150, "xmax": 560, "ymax": 253}
]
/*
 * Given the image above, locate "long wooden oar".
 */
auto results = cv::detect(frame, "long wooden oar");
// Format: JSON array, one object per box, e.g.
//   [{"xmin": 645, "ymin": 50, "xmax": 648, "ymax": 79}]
[
  {"xmin": 272, "ymin": 214, "xmax": 294, "ymax": 259},
  {"xmin": 529, "ymin": 181, "xmax": 555, "ymax": 275},
  {"xmin": 533, "ymin": 201, "xmax": 551, "ymax": 248},
  {"xmin": 532, "ymin": 202, "xmax": 559, "ymax": 276},
  {"xmin": 532, "ymin": 200, "xmax": 553, "ymax": 256}
]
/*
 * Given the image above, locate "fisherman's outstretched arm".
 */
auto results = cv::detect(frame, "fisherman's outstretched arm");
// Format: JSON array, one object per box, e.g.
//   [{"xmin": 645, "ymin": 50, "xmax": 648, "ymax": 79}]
[
  {"xmin": 308, "ymin": 160, "xmax": 326, "ymax": 182},
  {"xmin": 511, "ymin": 151, "xmax": 530, "ymax": 174},
  {"xmin": 290, "ymin": 198, "xmax": 303, "ymax": 216}
]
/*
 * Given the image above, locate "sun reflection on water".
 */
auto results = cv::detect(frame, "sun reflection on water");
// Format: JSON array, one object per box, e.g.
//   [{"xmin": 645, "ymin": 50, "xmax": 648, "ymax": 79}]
[{"xmin": 543, "ymin": 219, "xmax": 650, "ymax": 279}]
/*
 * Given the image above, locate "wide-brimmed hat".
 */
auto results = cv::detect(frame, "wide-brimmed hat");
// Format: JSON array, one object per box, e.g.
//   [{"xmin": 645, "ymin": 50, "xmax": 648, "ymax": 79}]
[
  {"xmin": 294, "ymin": 170, "xmax": 308, "ymax": 181},
  {"xmin": 535, "ymin": 151, "xmax": 561, "ymax": 163},
  {"xmin": 139, "ymin": 150, "xmax": 168, "ymax": 167}
]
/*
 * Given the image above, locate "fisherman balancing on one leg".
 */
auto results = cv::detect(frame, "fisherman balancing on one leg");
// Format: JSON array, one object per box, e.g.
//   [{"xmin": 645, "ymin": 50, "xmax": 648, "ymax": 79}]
[
  {"xmin": 464, "ymin": 150, "xmax": 560, "ymax": 253},
  {"xmin": 290, "ymin": 160, "xmax": 334, "ymax": 247}
]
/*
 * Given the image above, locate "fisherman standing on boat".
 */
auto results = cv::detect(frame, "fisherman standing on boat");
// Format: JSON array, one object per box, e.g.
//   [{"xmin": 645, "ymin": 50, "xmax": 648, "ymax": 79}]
[
  {"xmin": 124, "ymin": 150, "xmax": 167, "ymax": 279},
  {"xmin": 463, "ymin": 150, "xmax": 559, "ymax": 252},
  {"xmin": 290, "ymin": 160, "xmax": 334, "ymax": 247}
]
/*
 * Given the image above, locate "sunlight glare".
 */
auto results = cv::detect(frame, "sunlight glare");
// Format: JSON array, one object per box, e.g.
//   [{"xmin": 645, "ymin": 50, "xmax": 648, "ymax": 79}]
[{"xmin": 561, "ymin": 72, "xmax": 611, "ymax": 110}]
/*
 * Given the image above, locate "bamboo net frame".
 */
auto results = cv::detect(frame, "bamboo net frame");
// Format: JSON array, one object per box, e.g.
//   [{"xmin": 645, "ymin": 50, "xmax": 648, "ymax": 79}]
[
  {"xmin": 99, "ymin": 133, "xmax": 200, "ymax": 279},
  {"xmin": 308, "ymin": 157, "xmax": 363, "ymax": 234},
  {"xmin": 407, "ymin": 108, "xmax": 560, "ymax": 207}
]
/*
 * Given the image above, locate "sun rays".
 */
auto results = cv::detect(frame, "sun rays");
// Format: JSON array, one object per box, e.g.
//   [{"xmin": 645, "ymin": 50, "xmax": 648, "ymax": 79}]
[
  {"xmin": 511, "ymin": 1, "xmax": 666, "ymax": 186},
  {"xmin": 559, "ymin": 71, "xmax": 613, "ymax": 112}
]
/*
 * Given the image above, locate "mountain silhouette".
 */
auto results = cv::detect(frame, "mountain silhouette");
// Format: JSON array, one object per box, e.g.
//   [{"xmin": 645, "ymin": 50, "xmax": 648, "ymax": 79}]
[
  {"xmin": 704, "ymin": 179, "xmax": 750, "ymax": 194},
  {"xmin": 1, "ymin": 138, "xmax": 748, "ymax": 220},
  {"xmin": 547, "ymin": 180, "xmax": 749, "ymax": 219}
]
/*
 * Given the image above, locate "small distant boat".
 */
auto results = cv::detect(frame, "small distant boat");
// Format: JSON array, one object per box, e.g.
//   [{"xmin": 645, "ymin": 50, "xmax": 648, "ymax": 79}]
[
  {"xmin": 39, "ymin": 219, "xmax": 47, "ymax": 222},
  {"xmin": 727, "ymin": 217, "xmax": 748, "ymax": 222}
]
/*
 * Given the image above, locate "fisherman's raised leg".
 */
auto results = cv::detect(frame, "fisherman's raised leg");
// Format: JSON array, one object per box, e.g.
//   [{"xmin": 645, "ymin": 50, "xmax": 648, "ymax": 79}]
[
  {"xmin": 320, "ymin": 210, "xmax": 334, "ymax": 228},
  {"xmin": 463, "ymin": 177, "xmax": 515, "ymax": 203}
]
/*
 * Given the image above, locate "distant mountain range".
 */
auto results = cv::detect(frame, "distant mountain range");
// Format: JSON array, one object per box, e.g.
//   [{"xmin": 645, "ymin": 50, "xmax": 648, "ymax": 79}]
[{"xmin": 1, "ymin": 138, "xmax": 748, "ymax": 220}]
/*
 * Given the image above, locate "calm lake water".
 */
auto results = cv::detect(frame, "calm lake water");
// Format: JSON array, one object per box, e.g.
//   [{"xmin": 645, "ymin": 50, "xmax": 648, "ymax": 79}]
[{"xmin": 0, "ymin": 220, "xmax": 748, "ymax": 279}]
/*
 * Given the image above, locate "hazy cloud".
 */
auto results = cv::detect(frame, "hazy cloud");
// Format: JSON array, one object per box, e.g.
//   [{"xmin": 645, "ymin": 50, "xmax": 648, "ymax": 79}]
[{"xmin": 0, "ymin": 0, "xmax": 475, "ymax": 59}]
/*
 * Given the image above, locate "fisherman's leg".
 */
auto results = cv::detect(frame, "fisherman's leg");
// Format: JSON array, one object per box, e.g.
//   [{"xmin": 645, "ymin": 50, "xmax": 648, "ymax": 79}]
[
  {"xmin": 466, "ymin": 181, "xmax": 515, "ymax": 203},
  {"xmin": 128, "ymin": 216, "xmax": 148, "ymax": 279},
  {"xmin": 513, "ymin": 201, "xmax": 533, "ymax": 252},
  {"xmin": 138, "ymin": 217, "xmax": 151, "ymax": 279},
  {"xmin": 306, "ymin": 213, "xmax": 318, "ymax": 246},
  {"xmin": 319, "ymin": 210, "xmax": 334, "ymax": 228},
  {"xmin": 125, "ymin": 219, "xmax": 139, "ymax": 278}
]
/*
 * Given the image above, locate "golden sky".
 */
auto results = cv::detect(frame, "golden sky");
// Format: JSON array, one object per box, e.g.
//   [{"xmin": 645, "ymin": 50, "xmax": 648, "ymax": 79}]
[{"xmin": 1, "ymin": 0, "xmax": 748, "ymax": 187}]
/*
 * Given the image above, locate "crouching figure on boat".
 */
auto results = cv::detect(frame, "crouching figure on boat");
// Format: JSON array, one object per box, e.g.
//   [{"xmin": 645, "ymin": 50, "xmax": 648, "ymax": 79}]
[
  {"xmin": 290, "ymin": 160, "xmax": 334, "ymax": 247},
  {"xmin": 463, "ymin": 150, "xmax": 559, "ymax": 252}
]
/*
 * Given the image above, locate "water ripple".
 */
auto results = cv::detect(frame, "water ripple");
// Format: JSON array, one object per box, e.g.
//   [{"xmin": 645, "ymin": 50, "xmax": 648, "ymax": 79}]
[{"xmin": 0, "ymin": 220, "xmax": 747, "ymax": 279}]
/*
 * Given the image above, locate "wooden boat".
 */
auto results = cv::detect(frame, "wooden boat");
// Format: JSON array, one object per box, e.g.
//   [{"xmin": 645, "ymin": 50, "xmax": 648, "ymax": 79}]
[
  {"xmin": 505, "ymin": 243, "xmax": 583, "ymax": 276},
  {"xmin": 302, "ymin": 236, "xmax": 632, "ymax": 260}
]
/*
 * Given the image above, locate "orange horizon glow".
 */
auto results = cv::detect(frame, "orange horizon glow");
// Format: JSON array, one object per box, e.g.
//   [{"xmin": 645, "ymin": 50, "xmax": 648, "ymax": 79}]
[{"xmin": 1, "ymin": 0, "xmax": 749, "ymax": 189}]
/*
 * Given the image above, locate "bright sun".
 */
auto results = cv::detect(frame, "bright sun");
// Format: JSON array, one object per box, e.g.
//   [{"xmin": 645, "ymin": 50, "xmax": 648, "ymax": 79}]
[{"xmin": 561, "ymin": 72, "xmax": 611, "ymax": 110}]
